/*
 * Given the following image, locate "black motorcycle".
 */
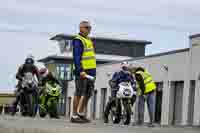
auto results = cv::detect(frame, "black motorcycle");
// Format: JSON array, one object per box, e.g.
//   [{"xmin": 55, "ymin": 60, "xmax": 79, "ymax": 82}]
[{"xmin": 19, "ymin": 72, "xmax": 38, "ymax": 117}]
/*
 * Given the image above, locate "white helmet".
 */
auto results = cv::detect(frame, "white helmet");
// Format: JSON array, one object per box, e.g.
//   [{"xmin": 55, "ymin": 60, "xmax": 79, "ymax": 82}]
[
  {"xmin": 121, "ymin": 61, "xmax": 129, "ymax": 73},
  {"xmin": 35, "ymin": 62, "xmax": 49, "ymax": 78},
  {"xmin": 39, "ymin": 67, "xmax": 49, "ymax": 78},
  {"xmin": 120, "ymin": 61, "xmax": 129, "ymax": 71}
]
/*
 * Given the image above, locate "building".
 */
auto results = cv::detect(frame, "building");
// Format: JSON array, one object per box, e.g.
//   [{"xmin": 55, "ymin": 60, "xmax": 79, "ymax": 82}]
[
  {"xmin": 39, "ymin": 34, "xmax": 151, "ymax": 116},
  {"xmin": 79, "ymin": 34, "xmax": 200, "ymax": 126},
  {"xmin": 50, "ymin": 34, "xmax": 151, "ymax": 58}
]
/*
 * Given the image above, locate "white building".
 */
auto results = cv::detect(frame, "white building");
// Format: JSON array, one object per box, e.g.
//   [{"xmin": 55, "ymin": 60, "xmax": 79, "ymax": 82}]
[{"xmin": 66, "ymin": 34, "xmax": 200, "ymax": 126}]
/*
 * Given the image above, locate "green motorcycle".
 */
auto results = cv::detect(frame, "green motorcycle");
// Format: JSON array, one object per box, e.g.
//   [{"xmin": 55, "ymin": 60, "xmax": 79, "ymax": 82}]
[{"xmin": 39, "ymin": 81, "xmax": 61, "ymax": 118}]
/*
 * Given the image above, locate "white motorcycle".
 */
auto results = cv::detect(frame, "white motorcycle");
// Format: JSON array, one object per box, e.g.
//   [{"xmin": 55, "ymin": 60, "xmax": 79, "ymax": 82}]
[{"xmin": 110, "ymin": 82, "xmax": 136, "ymax": 125}]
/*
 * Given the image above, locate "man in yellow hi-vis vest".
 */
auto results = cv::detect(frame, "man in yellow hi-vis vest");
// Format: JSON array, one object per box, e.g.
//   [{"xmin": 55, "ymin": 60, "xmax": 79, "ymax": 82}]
[
  {"xmin": 134, "ymin": 67, "xmax": 156, "ymax": 127},
  {"xmin": 71, "ymin": 21, "xmax": 96, "ymax": 123}
]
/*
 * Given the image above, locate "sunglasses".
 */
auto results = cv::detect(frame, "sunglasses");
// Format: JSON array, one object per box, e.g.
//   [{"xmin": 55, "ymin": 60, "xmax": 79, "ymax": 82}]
[{"xmin": 81, "ymin": 26, "xmax": 91, "ymax": 29}]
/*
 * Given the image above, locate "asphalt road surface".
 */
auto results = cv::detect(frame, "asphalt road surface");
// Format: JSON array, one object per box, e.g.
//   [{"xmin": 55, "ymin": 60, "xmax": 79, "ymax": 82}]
[{"xmin": 0, "ymin": 116, "xmax": 199, "ymax": 133}]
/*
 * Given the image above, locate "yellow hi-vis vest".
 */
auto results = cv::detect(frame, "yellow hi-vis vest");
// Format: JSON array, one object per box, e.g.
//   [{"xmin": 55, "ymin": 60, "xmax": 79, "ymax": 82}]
[
  {"xmin": 75, "ymin": 35, "xmax": 96, "ymax": 70},
  {"xmin": 136, "ymin": 70, "xmax": 156, "ymax": 94}
]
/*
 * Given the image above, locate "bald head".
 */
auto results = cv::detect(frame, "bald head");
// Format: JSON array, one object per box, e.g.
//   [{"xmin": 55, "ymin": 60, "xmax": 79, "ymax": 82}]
[{"xmin": 79, "ymin": 21, "xmax": 92, "ymax": 36}]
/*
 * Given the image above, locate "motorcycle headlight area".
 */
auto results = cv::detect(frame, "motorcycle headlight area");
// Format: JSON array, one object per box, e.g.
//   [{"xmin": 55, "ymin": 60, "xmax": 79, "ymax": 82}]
[
  {"xmin": 46, "ymin": 88, "xmax": 51, "ymax": 93},
  {"xmin": 123, "ymin": 89, "xmax": 132, "ymax": 96},
  {"xmin": 46, "ymin": 87, "xmax": 60, "ymax": 96},
  {"xmin": 27, "ymin": 80, "xmax": 33, "ymax": 84}
]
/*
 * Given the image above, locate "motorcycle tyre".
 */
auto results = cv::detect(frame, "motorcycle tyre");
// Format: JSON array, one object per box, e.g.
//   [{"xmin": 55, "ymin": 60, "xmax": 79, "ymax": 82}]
[
  {"xmin": 123, "ymin": 103, "xmax": 131, "ymax": 125},
  {"xmin": 27, "ymin": 94, "xmax": 36, "ymax": 117},
  {"xmin": 39, "ymin": 111, "xmax": 47, "ymax": 118},
  {"xmin": 111, "ymin": 105, "xmax": 121, "ymax": 124},
  {"xmin": 49, "ymin": 100, "xmax": 59, "ymax": 119}
]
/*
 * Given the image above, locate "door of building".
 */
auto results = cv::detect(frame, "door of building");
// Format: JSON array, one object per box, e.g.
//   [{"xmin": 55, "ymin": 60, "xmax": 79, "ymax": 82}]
[
  {"xmin": 155, "ymin": 82, "xmax": 163, "ymax": 124},
  {"xmin": 100, "ymin": 88, "xmax": 107, "ymax": 119},
  {"xmin": 172, "ymin": 81, "xmax": 184, "ymax": 125}
]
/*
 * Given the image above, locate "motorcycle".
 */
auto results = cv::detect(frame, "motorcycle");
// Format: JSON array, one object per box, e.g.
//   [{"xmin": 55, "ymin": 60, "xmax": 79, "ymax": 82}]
[
  {"xmin": 20, "ymin": 72, "xmax": 38, "ymax": 117},
  {"xmin": 109, "ymin": 82, "xmax": 136, "ymax": 125},
  {"xmin": 39, "ymin": 81, "xmax": 61, "ymax": 118}
]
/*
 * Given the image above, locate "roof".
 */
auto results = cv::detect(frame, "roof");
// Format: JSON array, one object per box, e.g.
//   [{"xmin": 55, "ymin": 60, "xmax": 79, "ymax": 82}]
[
  {"xmin": 190, "ymin": 34, "xmax": 200, "ymax": 39},
  {"xmin": 98, "ymin": 48, "xmax": 189, "ymax": 67},
  {"xmin": 50, "ymin": 34, "xmax": 152, "ymax": 45},
  {"xmin": 38, "ymin": 53, "xmax": 132, "ymax": 63}
]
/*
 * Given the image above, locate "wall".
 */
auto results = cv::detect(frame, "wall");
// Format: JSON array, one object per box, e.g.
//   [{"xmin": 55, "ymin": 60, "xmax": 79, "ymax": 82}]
[
  {"xmin": 190, "ymin": 36, "xmax": 200, "ymax": 126},
  {"xmin": 190, "ymin": 37, "xmax": 200, "ymax": 79},
  {"xmin": 96, "ymin": 50, "xmax": 188, "ymax": 89},
  {"xmin": 135, "ymin": 52, "xmax": 188, "ymax": 82},
  {"xmin": 0, "ymin": 94, "xmax": 15, "ymax": 105}
]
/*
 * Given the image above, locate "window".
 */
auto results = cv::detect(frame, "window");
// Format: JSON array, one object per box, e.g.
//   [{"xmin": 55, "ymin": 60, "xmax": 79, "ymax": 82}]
[
  {"xmin": 56, "ymin": 64, "xmax": 73, "ymax": 81},
  {"xmin": 60, "ymin": 66, "xmax": 65, "ymax": 79}
]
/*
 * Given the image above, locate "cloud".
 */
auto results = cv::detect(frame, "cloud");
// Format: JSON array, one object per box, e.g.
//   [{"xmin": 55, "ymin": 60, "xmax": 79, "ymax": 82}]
[{"xmin": 1, "ymin": 0, "xmax": 200, "ymax": 33}]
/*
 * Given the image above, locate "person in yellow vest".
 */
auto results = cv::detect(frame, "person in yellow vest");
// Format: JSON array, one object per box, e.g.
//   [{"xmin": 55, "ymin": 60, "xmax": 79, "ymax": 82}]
[
  {"xmin": 71, "ymin": 21, "xmax": 96, "ymax": 123},
  {"xmin": 134, "ymin": 67, "xmax": 156, "ymax": 127}
]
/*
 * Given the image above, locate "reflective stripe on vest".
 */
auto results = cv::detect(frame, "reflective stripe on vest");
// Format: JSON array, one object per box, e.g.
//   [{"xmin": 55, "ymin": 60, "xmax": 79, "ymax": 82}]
[
  {"xmin": 75, "ymin": 35, "xmax": 96, "ymax": 70},
  {"xmin": 136, "ymin": 70, "xmax": 156, "ymax": 94},
  {"xmin": 82, "ymin": 56, "xmax": 96, "ymax": 60},
  {"xmin": 84, "ymin": 48, "xmax": 94, "ymax": 52}
]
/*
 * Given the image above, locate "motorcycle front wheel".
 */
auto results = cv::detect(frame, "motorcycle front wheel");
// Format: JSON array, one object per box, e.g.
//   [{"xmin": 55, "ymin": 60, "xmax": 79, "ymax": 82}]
[
  {"xmin": 122, "ymin": 100, "xmax": 132, "ymax": 125},
  {"xmin": 26, "ymin": 91, "xmax": 37, "ymax": 117},
  {"xmin": 39, "ymin": 95, "xmax": 47, "ymax": 118},
  {"xmin": 110, "ymin": 99, "xmax": 121, "ymax": 124},
  {"xmin": 48, "ymin": 98, "xmax": 59, "ymax": 119},
  {"xmin": 19, "ymin": 92, "xmax": 28, "ymax": 117}
]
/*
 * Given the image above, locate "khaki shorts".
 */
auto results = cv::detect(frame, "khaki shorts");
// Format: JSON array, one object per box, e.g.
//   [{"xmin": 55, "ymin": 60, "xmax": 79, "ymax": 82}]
[{"xmin": 74, "ymin": 79, "xmax": 95, "ymax": 98}]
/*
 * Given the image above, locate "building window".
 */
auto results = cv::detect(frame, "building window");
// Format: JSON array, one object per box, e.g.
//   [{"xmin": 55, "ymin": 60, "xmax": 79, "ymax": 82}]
[{"xmin": 56, "ymin": 64, "xmax": 73, "ymax": 81}]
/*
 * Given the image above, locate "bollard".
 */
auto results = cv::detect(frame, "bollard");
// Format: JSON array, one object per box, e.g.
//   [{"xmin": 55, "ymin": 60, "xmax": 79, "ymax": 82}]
[
  {"xmin": 2, "ymin": 104, "xmax": 5, "ymax": 115},
  {"xmin": 67, "ymin": 97, "xmax": 72, "ymax": 118},
  {"xmin": 4, "ymin": 104, "xmax": 10, "ymax": 115},
  {"xmin": 0, "ymin": 105, "xmax": 3, "ymax": 115}
]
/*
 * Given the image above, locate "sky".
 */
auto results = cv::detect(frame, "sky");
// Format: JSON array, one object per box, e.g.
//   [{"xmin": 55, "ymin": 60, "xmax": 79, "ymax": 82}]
[{"xmin": 1, "ymin": 0, "xmax": 200, "ymax": 90}]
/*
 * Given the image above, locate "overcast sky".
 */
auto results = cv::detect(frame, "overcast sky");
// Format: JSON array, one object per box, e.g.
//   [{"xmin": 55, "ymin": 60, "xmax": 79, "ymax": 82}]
[{"xmin": 1, "ymin": 0, "xmax": 200, "ymax": 90}]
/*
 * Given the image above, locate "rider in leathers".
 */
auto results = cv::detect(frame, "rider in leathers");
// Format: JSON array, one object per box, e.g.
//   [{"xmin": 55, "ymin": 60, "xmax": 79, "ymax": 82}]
[
  {"xmin": 12, "ymin": 56, "xmax": 40, "ymax": 115},
  {"xmin": 104, "ymin": 62, "xmax": 137, "ymax": 123},
  {"xmin": 38, "ymin": 67, "xmax": 61, "ymax": 118}
]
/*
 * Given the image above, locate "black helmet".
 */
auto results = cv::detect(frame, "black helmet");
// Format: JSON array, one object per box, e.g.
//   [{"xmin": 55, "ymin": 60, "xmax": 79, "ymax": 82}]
[
  {"xmin": 25, "ymin": 55, "xmax": 35, "ymax": 64},
  {"xmin": 135, "ymin": 67, "xmax": 145, "ymax": 72}
]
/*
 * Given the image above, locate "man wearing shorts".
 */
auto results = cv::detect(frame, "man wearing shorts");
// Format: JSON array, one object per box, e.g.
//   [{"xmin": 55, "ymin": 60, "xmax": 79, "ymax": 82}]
[{"xmin": 71, "ymin": 21, "xmax": 96, "ymax": 123}]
